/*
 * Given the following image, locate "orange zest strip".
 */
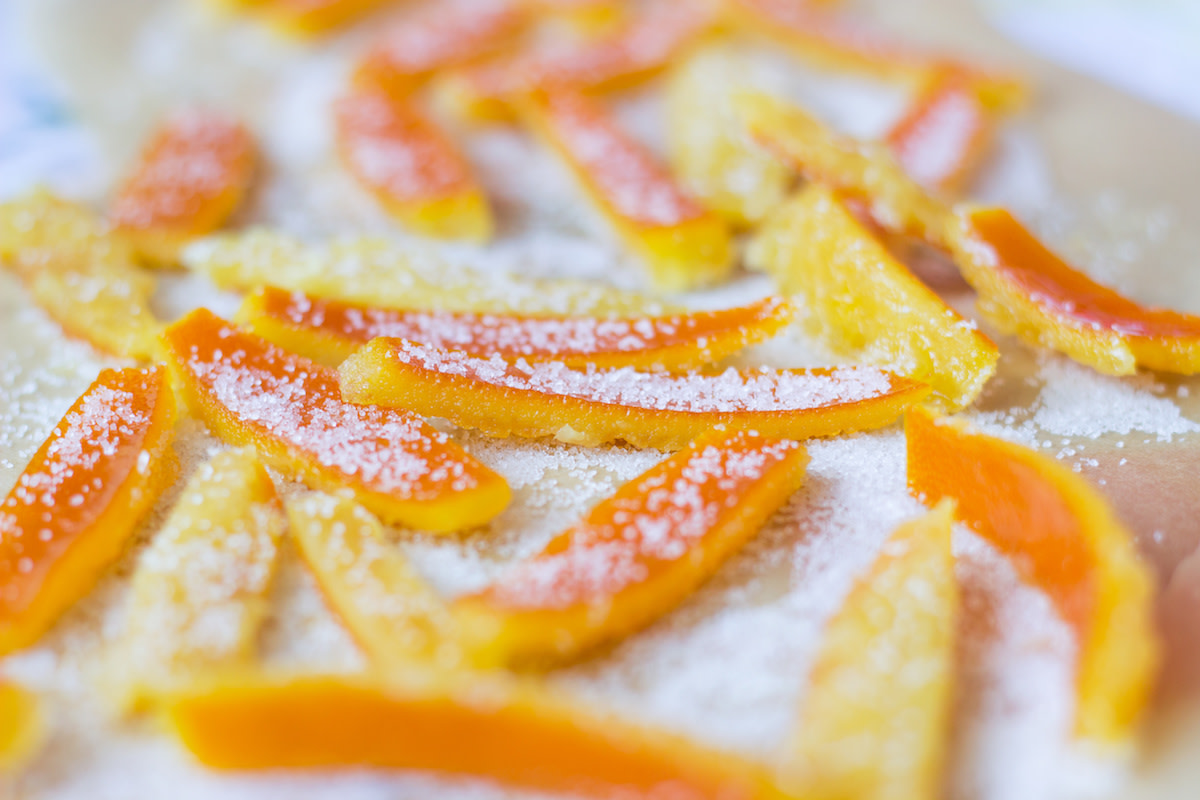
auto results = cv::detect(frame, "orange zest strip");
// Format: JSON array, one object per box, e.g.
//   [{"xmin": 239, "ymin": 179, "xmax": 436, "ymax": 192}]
[
  {"xmin": 906, "ymin": 407, "xmax": 1159, "ymax": 743},
  {"xmin": 337, "ymin": 337, "xmax": 931, "ymax": 450},
  {"xmin": 748, "ymin": 184, "xmax": 996, "ymax": 410},
  {"xmin": 456, "ymin": 429, "xmax": 807, "ymax": 667},
  {"xmin": 0, "ymin": 682, "xmax": 43, "ymax": 771},
  {"xmin": 159, "ymin": 308, "xmax": 511, "ymax": 533},
  {"xmin": 885, "ymin": 70, "xmax": 994, "ymax": 196},
  {"xmin": 335, "ymin": 89, "xmax": 492, "ymax": 243},
  {"xmin": 110, "ymin": 111, "xmax": 256, "ymax": 266},
  {"xmin": 263, "ymin": 0, "xmax": 391, "ymax": 36},
  {"xmin": 167, "ymin": 672, "xmax": 786, "ymax": 800},
  {"xmin": 0, "ymin": 366, "xmax": 178, "ymax": 655},
  {"xmin": 240, "ymin": 285, "xmax": 792, "ymax": 368},
  {"xmin": 528, "ymin": 0, "xmax": 626, "ymax": 32},
  {"xmin": 523, "ymin": 88, "xmax": 733, "ymax": 291},
  {"xmin": 947, "ymin": 207, "xmax": 1200, "ymax": 376},
  {"xmin": 784, "ymin": 500, "xmax": 956, "ymax": 800}
]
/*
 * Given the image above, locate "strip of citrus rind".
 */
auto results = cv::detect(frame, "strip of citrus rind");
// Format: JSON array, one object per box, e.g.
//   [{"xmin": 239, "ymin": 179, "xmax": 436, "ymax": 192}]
[
  {"xmin": 109, "ymin": 110, "xmax": 256, "ymax": 266},
  {"xmin": 337, "ymin": 337, "xmax": 930, "ymax": 450},
  {"xmin": 166, "ymin": 671, "xmax": 790, "ymax": 799},
  {"xmin": 455, "ymin": 429, "xmax": 808, "ymax": 668},
  {"xmin": 781, "ymin": 499, "xmax": 957, "ymax": 800},
  {"xmin": 111, "ymin": 448, "xmax": 285, "ymax": 712},
  {"xmin": 182, "ymin": 230, "xmax": 679, "ymax": 316},
  {"xmin": 240, "ymin": 286, "xmax": 792, "ymax": 368},
  {"xmin": 747, "ymin": 184, "xmax": 997, "ymax": 410},
  {"xmin": 0, "ymin": 681, "xmax": 43, "ymax": 771},
  {"xmin": 906, "ymin": 407, "xmax": 1159, "ymax": 745},
  {"xmin": 263, "ymin": 0, "xmax": 391, "ymax": 36},
  {"xmin": 0, "ymin": 192, "xmax": 162, "ymax": 360},
  {"xmin": 160, "ymin": 308, "xmax": 511, "ymax": 532},
  {"xmin": 0, "ymin": 366, "xmax": 178, "ymax": 655},
  {"xmin": 946, "ymin": 206, "xmax": 1200, "ymax": 375},
  {"xmin": 530, "ymin": 0, "xmax": 626, "ymax": 32},
  {"xmin": 286, "ymin": 492, "xmax": 460, "ymax": 669}
]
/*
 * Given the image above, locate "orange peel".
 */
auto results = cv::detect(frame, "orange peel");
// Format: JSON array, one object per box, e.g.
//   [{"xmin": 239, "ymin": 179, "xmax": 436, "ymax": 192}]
[
  {"xmin": 160, "ymin": 308, "xmax": 511, "ymax": 532},
  {"xmin": 906, "ymin": 407, "xmax": 1159, "ymax": 744},
  {"xmin": 264, "ymin": 0, "xmax": 390, "ymax": 36},
  {"xmin": 0, "ymin": 681, "xmax": 42, "ymax": 771},
  {"xmin": 0, "ymin": 366, "xmax": 178, "ymax": 655}
]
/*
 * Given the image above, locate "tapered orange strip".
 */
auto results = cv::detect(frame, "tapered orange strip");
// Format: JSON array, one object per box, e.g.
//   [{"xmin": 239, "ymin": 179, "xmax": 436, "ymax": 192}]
[
  {"xmin": 354, "ymin": 0, "xmax": 529, "ymax": 97},
  {"xmin": 338, "ymin": 337, "xmax": 930, "ymax": 450},
  {"xmin": 264, "ymin": 0, "xmax": 390, "ymax": 35},
  {"xmin": 782, "ymin": 501, "xmax": 956, "ymax": 800},
  {"xmin": 335, "ymin": 89, "xmax": 492, "ymax": 243},
  {"xmin": 524, "ymin": 88, "xmax": 733, "ymax": 291},
  {"xmin": 0, "ymin": 682, "xmax": 43, "ymax": 771},
  {"xmin": 885, "ymin": 70, "xmax": 994, "ymax": 196},
  {"xmin": 167, "ymin": 672, "xmax": 788, "ymax": 800},
  {"xmin": 110, "ymin": 110, "xmax": 256, "ymax": 266},
  {"xmin": 456, "ymin": 429, "xmax": 807, "ymax": 667},
  {"xmin": 240, "ymin": 286, "xmax": 793, "ymax": 368},
  {"xmin": 724, "ymin": 0, "xmax": 1026, "ymax": 112},
  {"xmin": 748, "ymin": 185, "xmax": 996, "ymax": 410},
  {"xmin": 906, "ymin": 407, "xmax": 1158, "ymax": 744},
  {"xmin": 0, "ymin": 366, "xmax": 178, "ymax": 655},
  {"xmin": 160, "ymin": 309, "xmax": 510, "ymax": 532},
  {"xmin": 947, "ymin": 207, "xmax": 1200, "ymax": 376}
]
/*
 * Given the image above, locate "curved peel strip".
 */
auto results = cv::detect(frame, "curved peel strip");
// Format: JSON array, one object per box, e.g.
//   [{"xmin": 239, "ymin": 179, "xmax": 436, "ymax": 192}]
[
  {"xmin": 782, "ymin": 500, "xmax": 957, "ymax": 800},
  {"xmin": 167, "ymin": 672, "xmax": 785, "ymax": 799},
  {"xmin": 0, "ymin": 366, "xmax": 178, "ymax": 655},
  {"xmin": 748, "ymin": 185, "xmax": 996, "ymax": 410},
  {"xmin": 110, "ymin": 111, "xmax": 256, "ymax": 265},
  {"xmin": 523, "ymin": 88, "xmax": 733, "ymax": 291},
  {"xmin": 0, "ymin": 682, "xmax": 43, "ymax": 771},
  {"xmin": 947, "ymin": 207, "xmax": 1200, "ymax": 375},
  {"xmin": 906, "ymin": 407, "xmax": 1159, "ymax": 743},
  {"xmin": 115, "ymin": 448, "xmax": 284, "ymax": 710},
  {"xmin": 160, "ymin": 309, "xmax": 510, "ymax": 532},
  {"xmin": 240, "ymin": 285, "xmax": 792, "ymax": 368},
  {"xmin": 338, "ymin": 337, "xmax": 930, "ymax": 450},
  {"xmin": 336, "ymin": 90, "xmax": 492, "ymax": 243},
  {"xmin": 456, "ymin": 429, "xmax": 807, "ymax": 667},
  {"xmin": 265, "ymin": 0, "xmax": 390, "ymax": 36}
]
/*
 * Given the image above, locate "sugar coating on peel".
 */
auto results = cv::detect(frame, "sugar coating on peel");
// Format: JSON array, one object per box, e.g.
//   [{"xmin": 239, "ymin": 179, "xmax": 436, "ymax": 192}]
[
  {"xmin": 0, "ymin": 366, "xmax": 177, "ymax": 655},
  {"xmin": 114, "ymin": 447, "xmax": 285, "ymax": 710},
  {"xmin": 338, "ymin": 337, "xmax": 930, "ymax": 450},
  {"xmin": 906, "ymin": 407, "xmax": 1159, "ymax": 744},
  {"xmin": 747, "ymin": 185, "xmax": 997, "ymax": 410},
  {"xmin": 167, "ymin": 672, "xmax": 784, "ymax": 800},
  {"xmin": 241, "ymin": 286, "xmax": 792, "ymax": 368},
  {"xmin": 783, "ymin": 500, "xmax": 957, "ymax": 800},
  {"xmin": 0, "ymin": 681, "xmax": 43, "ymax": 770},
  {"xmin": 160, "ymin": 308, "xmax": 510, "ymax": 532},
  {"xmin": 456, "ymin": 430, "xmax": 808, "ymax": 667}
]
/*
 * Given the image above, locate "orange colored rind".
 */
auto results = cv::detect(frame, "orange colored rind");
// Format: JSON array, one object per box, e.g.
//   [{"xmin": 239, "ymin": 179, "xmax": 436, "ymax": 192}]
[
  {"xmin": 0, "ymin": 682, "xmax": 42, "ymax": 771},
  {"xmin": 0, "ymin": 366, "xmax": 178, "ymax": 655},
  {"xmin": 748, "ymin": 184, "xmax": 997, "ymax": 410},
  {"xmin": 338, "ymin": 337, "xmax": 931, "ymax": 450},
  {"xmin": 456, "ymin": 429, "xmax": 807, "ymax": 667},
  {"xmin": 264, "ymin": 0, "xmax": 390, "ymax": 36},
  {"xmin": 335, "ymin": 90, "xmax": 492, "ymax": 243},
  {"xmin": 523, "ymin": 88, "xmax": 733, "ymax": 291},
  {"xmin": 160, "ymin": 308, "xmax": 511, "ymax": 532},
  {"xmin": 906, "ymin": 407, "xmax": 1159, "ymax": 744},
  {"xmin": 167, "ymin": 671, "xmax": 786, "ymax": 799},
  {"xmin": 110, "ymin": 110, "xmax": 256, "ymax": 266},
  {"xmin": 782, "ymin": 500, "xmax": 957, "ymax": 800},
  {"xmin": 240, "ymin": 285, "xmax": 792, "ymax": 368},
  {"xmin": 529, "ymin": 0, "xmax": 625, "ymax": 32},
  {"xmin": 946, "ymin": 207, "xmax": 1200, "ymax": 375}
]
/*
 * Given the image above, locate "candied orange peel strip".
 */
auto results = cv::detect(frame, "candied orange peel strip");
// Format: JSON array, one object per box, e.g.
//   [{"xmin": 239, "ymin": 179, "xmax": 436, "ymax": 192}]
[
  {"xmin": 114, "ymin": 448, "xmax": 285, "ymax": 710},
  {"xmin": 110, "ymin": 110, "xmax": 256, "ymax": 266},
  {"xmin": 167, "ymin": 671, "xmax": 787, "ymax": 799},
  {"xmin": 0, "ymin": 192, "xmax": 161, "ymax": 360},
  {"xmin": 0, "ymin": 681, "xmax": 43, "ymax": 771},
  {"xmin": 160, "ymin": 308, "xmax": 511, "ymax": 532},
  {"xmin": 456, "ymin": 429, "xmax": 808, "ymax": 667},
  {"xmin": 748, "ymin": 184, "xmax": 996, "ymax": 410},
  {"xmin": 240, "ymin": 285, "xmax": 792, "ymax": 368},
  {"xmin": 523, "ymin": 88, "xmax": 733, "ymax": 291},
  {"xmin": 263, "ymin": 0, "xmax": 390, "ymax": 36},
  {"xmin": 335, "ymin": 90, "xmax": 492, "ymax": 243},
  {"xmin": 946, "ymin": 207, "xmax": 1200, "ymax": 376},
  {"xmin": 530, "ymin": 0, "xmax": 626, "ymax": 32},
  {"xmin": 338, "ymin": 336, "xmax": 930, "ymax": 450},
  {"xmin": 0, "ymin": 366, "xmax": 178, "ymax": 655},
  {"xmin": 782, "ymin": 500, "xmax": 957, "ymax": 800},
  {"xmin": 906, "ymin": 407, "xmax": 1159, "ymax": 744}
]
